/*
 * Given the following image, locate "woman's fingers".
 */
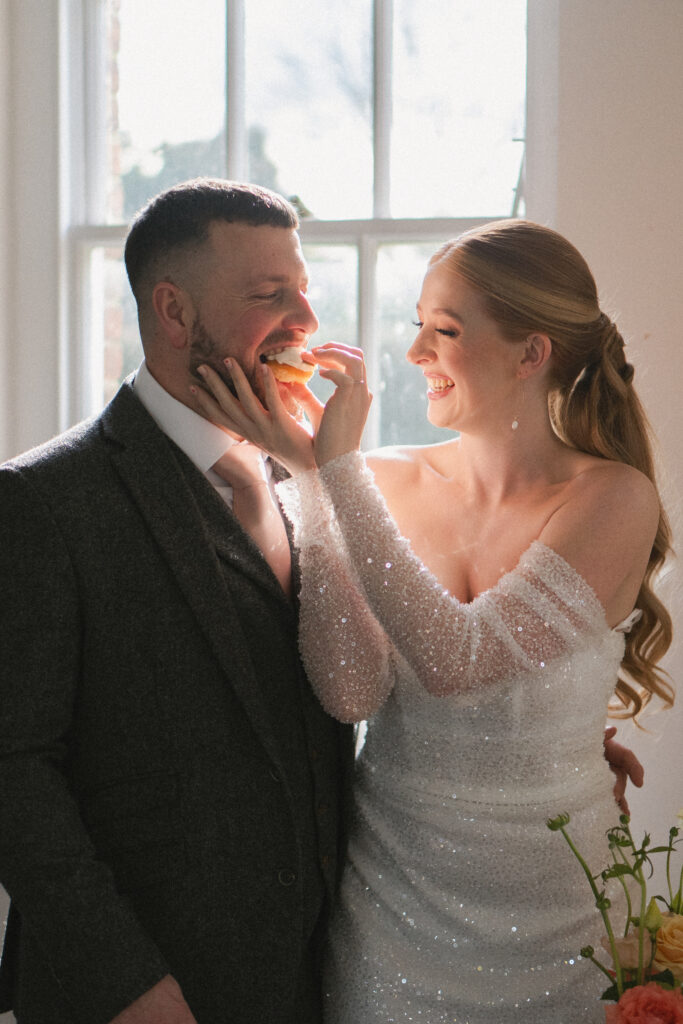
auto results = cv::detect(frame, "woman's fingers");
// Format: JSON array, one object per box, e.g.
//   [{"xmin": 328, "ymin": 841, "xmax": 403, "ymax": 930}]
[
  {"xmin": 312, "ymin": 342, "xmax": 364, "ymax": 357},
  {"xmin": 192, "ymin": 366, "xmax": 246, "ymax": 433},
  {"xmin": 311, "ymin": 343, "xmax": 366, "ymax": 383},
  {"xmin": 258, "ymin": 359, "xmax": 290, "ymax": 417},
  {"xmin": 223, "ymin": 359, "xmax": 269, "ymax": 417},
  {"xmin": 318, "ymin": 367, "xmax": 367, "ymax": 389},
  {"xmin": 287, "ymin": 383, "xmax": 325, "ymax": 432}
]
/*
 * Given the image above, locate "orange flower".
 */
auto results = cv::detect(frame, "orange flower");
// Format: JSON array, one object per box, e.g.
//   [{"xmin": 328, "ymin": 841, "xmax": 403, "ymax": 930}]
[{"xmin": 604, "ymin": 982, "xmax": 683, "ymax": 1023}]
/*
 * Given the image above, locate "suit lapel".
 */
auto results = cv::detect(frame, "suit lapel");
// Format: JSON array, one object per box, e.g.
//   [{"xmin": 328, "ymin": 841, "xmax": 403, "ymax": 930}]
[{"xmin": 101, "ymin": 383, "xmax": 290, "ymax": 771}]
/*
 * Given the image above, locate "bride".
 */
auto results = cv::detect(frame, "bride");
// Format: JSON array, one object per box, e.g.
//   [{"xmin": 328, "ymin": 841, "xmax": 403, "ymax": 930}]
[{"xmin": 194, "ymin": 219, "xmax": 673, "ymax": 1022}]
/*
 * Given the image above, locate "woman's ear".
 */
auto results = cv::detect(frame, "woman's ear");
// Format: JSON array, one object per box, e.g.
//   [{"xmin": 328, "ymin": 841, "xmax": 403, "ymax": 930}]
[
  {"xmin": 519, "ymin": 332, "xmax": 552, "ymax": 379},
  {"xmin": 151, "ymin": 280, "xmax": 194, "ymax": 350}
]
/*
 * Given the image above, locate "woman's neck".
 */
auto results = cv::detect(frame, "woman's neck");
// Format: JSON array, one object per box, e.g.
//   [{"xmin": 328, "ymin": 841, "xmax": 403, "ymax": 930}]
[{"xmin": 448, "ymin": 412, "xmax": 577, "ymax": 507}]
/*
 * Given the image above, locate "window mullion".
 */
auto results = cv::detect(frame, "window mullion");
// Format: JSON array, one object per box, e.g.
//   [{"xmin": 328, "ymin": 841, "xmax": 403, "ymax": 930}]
[
  {"xmin": 81, "ymin": 0, "xmax": 108, "ymax": 224},
  {"xmin": 373, "ymin": 0, "xmax": 393, "ymax": 219},
  {"xmin": 226, "ymin": 0, "xmax": 247, "ymax": 179},
  {"xmin": 358, "ymin": 235, "xmax": 380, "ymax": 449}
]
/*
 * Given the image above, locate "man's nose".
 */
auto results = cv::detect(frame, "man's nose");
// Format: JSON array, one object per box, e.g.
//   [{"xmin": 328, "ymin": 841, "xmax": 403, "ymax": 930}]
[{"xmin": 285, "ymin": 291, "xmax": 319, "ymax": 335}]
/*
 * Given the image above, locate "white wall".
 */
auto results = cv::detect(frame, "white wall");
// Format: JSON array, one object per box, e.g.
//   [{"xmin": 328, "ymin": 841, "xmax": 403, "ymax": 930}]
[
  {"xmin": 1, "ymin": 0, "xmax": 62, "ymax": 461},
  {"xmin": 0, "ymin": 0, "xmax": 682, "ymax": 1014},
  {"xmin": 528, "ymin": 0, "xmax": 683, "ymax": 882}
]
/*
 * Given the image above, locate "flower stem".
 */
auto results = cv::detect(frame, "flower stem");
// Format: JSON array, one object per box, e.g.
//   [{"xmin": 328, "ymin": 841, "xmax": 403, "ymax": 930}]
[
  {"xmin": 589, "ymin": 953, "xmax": 616, "ymax": 983},
  {"xmin": 619, "ymin": 820, "xmax": 647, "ymax": 985},
  {"xmin": 612, "ymin": 843, "xmax": 633, "ymax": 936},
  {"xmin": 559, "ymin": 824, "xmax": 624, "ymax": 996},
  {"xmin": 666, "ymin": 842, "xmax": 674, "ymax": 906}
]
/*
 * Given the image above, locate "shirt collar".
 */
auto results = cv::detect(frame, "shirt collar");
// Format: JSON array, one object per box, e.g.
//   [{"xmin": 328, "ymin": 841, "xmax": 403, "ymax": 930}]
[{"xmin": 133, "ymin": 360, "xmax": 237, "ymax": 472}]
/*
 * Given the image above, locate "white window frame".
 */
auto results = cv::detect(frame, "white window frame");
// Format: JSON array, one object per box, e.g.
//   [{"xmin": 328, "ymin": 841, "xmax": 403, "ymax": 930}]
[{"xmin": 64, "ymin": 0, "xmax": 527, "ymax": 448}]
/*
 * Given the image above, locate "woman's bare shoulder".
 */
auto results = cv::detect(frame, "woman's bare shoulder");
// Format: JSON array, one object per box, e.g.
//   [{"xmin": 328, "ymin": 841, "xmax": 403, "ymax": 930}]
[
  {"xmin": 563, "ymin": 457, "xmax": 659, "ymax": 522},
  {"xmin": 541, "ymin": 458, "xmax": 660, "ymax": 599},
  {"xmin": 366, "ymin": 439, "xmax": 458, "ymax": 467},
  {"xmin": 366, "ymin": 440, "xmax": 457, "ymax": 489}
]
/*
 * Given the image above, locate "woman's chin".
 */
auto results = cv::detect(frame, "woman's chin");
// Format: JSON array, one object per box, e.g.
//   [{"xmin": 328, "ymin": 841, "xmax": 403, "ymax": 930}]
[{"xmin": 426, "ymin": 405, "xmax": 458, "ymax": 432}]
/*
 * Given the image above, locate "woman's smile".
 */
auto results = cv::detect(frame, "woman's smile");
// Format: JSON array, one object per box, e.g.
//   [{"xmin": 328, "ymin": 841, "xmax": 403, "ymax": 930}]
[{"xmin": 425, "ymin": 374, "xmax": 455, "ymax": 398}]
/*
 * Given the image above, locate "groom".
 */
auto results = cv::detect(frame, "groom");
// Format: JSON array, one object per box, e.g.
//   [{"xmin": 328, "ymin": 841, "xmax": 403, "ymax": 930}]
[
  {"xmin": 0, "ymin": 177, "xmax": 640, "ymax": 1024},
  {"xmin": 0, "ymin": 179, "xmax": 354, "ymax": 1024}
]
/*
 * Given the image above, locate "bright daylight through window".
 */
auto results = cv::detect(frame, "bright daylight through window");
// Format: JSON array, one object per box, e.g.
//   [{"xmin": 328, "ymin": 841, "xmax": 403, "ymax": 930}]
[{"xmin": 75, "ymin": 0, "xmax": 526, "ymax": 446}]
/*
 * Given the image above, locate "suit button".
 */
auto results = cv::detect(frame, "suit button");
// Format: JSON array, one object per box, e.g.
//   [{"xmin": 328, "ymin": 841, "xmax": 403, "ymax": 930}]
[
  {"xmin": 309, "ymin": 748, "xmax": 320, "ymax": 761},
  {"xmin": 317, "ymin": 802, "xmax": 329, "ymax": 816},
  {"xmin": 278, "ymin": 869, "xmax": 296, "ymax": 886},
  {"xmin": 321, "ymin": 854, "xmax": 331, "ymax": 867}
]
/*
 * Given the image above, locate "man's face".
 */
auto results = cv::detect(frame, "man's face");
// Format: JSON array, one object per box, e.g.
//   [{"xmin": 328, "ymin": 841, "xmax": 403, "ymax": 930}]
[{"xmin": 188, "ymin": 221, "xmax": 319, "ymax": 411}]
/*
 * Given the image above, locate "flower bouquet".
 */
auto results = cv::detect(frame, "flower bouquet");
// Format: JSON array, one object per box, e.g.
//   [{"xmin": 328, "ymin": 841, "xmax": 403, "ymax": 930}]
[{"xmin": 547, "ymin": 811, "xmax": 683, "ymax": 1022}]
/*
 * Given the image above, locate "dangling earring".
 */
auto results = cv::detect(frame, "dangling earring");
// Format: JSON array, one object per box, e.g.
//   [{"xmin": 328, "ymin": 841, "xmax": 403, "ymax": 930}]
[{"xmin": 511, "ymin": 378, "xmax": 524, "ymax": 431}]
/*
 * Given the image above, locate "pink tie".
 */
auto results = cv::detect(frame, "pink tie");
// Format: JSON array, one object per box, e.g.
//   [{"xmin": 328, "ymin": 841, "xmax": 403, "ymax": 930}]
[{"xmin": 212, "ymin": 443, "xmax": 292, "ymax": 597}]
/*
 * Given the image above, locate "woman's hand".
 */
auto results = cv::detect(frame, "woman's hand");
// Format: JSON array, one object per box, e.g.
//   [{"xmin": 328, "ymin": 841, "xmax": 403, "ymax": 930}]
[
  {"xmin": 311, "ymin": 343, "xmax": 373, "ymax": 466},
  {"xmin": 603, "ymin": 726, "xmax": 644, "ymax": 815},
  {"xmin": 191, "ymin": 360, "xmax": 317, "ymax": 476}
]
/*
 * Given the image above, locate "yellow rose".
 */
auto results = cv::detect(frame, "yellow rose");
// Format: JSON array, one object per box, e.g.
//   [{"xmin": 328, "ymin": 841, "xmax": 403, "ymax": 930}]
[{"xmin": 653, "ymin": 912, "xmax": 683, "ymax": 983}]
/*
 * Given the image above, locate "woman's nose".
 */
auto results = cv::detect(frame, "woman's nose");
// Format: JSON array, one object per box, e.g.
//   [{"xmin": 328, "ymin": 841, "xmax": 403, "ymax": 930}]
[{"xmin": 406, "ymin": 328, "xmax": 430, "ymax": 364}]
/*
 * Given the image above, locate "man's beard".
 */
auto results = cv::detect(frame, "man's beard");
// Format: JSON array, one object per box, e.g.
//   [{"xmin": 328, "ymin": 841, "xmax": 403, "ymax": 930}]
[
  {"xmin": 188, "ymin": 316, "xmax": 261, "ymax": 401},
  {"xmin": 188, "ymin": 316, "xmax": 307, "ymax": 415}
]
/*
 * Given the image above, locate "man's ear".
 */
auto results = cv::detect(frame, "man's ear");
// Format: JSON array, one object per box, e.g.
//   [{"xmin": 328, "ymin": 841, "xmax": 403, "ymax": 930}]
[
  {"xmin": 152, "ymin": 280, "xmax": 194, "ymax": 350},
  {"xmin": 519, "ymin": 332, "xmax": 552, "ymax": 379}
]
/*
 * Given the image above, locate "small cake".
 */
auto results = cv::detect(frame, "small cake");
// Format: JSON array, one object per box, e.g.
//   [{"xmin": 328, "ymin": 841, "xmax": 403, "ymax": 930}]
[{"xmin": 263, "ymin": 348, "xmax": 315, "ymax": 384}]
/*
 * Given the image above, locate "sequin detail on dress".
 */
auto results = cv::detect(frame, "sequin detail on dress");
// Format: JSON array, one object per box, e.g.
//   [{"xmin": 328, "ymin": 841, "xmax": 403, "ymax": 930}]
[{"xmin": 276, "ymin": 451, "xmax": 627, "ymax": 1023}]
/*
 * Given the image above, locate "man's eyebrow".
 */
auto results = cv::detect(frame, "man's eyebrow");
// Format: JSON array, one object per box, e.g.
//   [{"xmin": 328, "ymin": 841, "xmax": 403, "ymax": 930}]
[{"xmin": 247, "ymin": 274, "xmax": 309, "ymax": 288}]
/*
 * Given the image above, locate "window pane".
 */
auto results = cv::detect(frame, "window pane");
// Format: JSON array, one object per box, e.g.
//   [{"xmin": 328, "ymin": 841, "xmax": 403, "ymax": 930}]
[
  {"xmin": 107, "ymin": 0, "xmax": 226, "ymax": 222},
  {"xmin": 391, "ymin": 0, "xmax": 526, "ymax": 218},
  {"xmin": 88, "ymin": 247, "xmax": 140, "ymax": 406},
  {"xmin": 301, "ymin": 245, "xmax": 358, "ymax": 404},
  {"xmin": 377, "ymin": 243, "xmax": 458, "ymax": 447},
  {"xmin": 245, "ymin": 0, "xmax": 373, "ymax": 220}
]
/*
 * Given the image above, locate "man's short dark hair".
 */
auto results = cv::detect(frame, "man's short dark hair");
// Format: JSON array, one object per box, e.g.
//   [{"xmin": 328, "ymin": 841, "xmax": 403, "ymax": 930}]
[{"xmin": 124, "ymin": 178, "xmax": 299, "ymax": 304}]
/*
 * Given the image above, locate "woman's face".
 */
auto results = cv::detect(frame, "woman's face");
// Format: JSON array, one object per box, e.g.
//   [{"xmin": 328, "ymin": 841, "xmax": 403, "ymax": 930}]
[{"xmin": 407, "ymin": 263, "xmax": 522, "ymax": 434}]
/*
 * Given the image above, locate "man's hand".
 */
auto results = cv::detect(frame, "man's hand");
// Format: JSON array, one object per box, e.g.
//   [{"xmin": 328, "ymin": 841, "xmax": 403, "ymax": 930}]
[
  {"xmin": 108, "ymin": 975, "xmax": 197, "ymax": 1024},
  {"xmin": 603, "ymin": 726, "xmax": 644, "ymax": 815}
]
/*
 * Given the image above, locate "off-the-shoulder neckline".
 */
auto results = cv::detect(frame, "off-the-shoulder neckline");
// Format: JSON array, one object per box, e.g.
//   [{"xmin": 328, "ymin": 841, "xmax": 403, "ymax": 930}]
[
  {"xmin": 431, "ymin": 539, "xmax": 628, "ymax": 637},
  {"xmin": 507, "ymin": 540, "xmax": 634, "ymax": 636},
  {"xmin": 286, "ymin": 454, "xmax": 636, "ymax": 637}
]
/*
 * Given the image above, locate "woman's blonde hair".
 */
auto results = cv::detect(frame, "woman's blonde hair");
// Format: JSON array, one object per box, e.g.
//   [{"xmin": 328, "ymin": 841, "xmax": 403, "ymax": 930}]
[{"xmin": 430, "ymin": 219, "xmax": 673, "ymax": 720}]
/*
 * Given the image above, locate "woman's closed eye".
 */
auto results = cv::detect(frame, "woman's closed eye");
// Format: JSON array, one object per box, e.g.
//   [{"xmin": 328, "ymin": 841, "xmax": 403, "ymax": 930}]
[{"xmin": 412, "ymin": 320, "xmax": 458, "ymax": 338}]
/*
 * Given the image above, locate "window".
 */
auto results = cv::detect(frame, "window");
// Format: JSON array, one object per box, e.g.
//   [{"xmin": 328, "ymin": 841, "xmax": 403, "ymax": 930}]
[{"xmin": 69, "ymin": 0, "xmax": 527, "ymax": 446}]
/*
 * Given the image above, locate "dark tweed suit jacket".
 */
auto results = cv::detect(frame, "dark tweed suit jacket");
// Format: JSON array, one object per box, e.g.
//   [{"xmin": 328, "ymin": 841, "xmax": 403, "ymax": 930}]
[{"xmin": 0, "ymin": 379, "xmax": 353, "ymax": 1024}]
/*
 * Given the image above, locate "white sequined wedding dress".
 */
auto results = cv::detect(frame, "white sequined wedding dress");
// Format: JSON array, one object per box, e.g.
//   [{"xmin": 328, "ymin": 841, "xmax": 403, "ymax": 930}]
[{"xmin": 276, "ymin": 451, "xmax": 631, "ymax": 1024}]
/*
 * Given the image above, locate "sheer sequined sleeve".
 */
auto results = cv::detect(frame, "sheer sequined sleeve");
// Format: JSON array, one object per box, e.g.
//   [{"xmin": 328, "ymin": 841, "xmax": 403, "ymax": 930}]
[
  {"xmin": 289, "ymin": 450, "xmax": 609, "ymax": 700},
  {"xmin": 276, "ymin": 468, "xmax": 395, "ymax": 722}
]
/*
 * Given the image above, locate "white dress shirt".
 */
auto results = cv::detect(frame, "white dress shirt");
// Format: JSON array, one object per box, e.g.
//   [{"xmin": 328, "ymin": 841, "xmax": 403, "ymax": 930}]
[{"xmin": 133, "ymin": 361, "xmax": 272, "ymax": 508}]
